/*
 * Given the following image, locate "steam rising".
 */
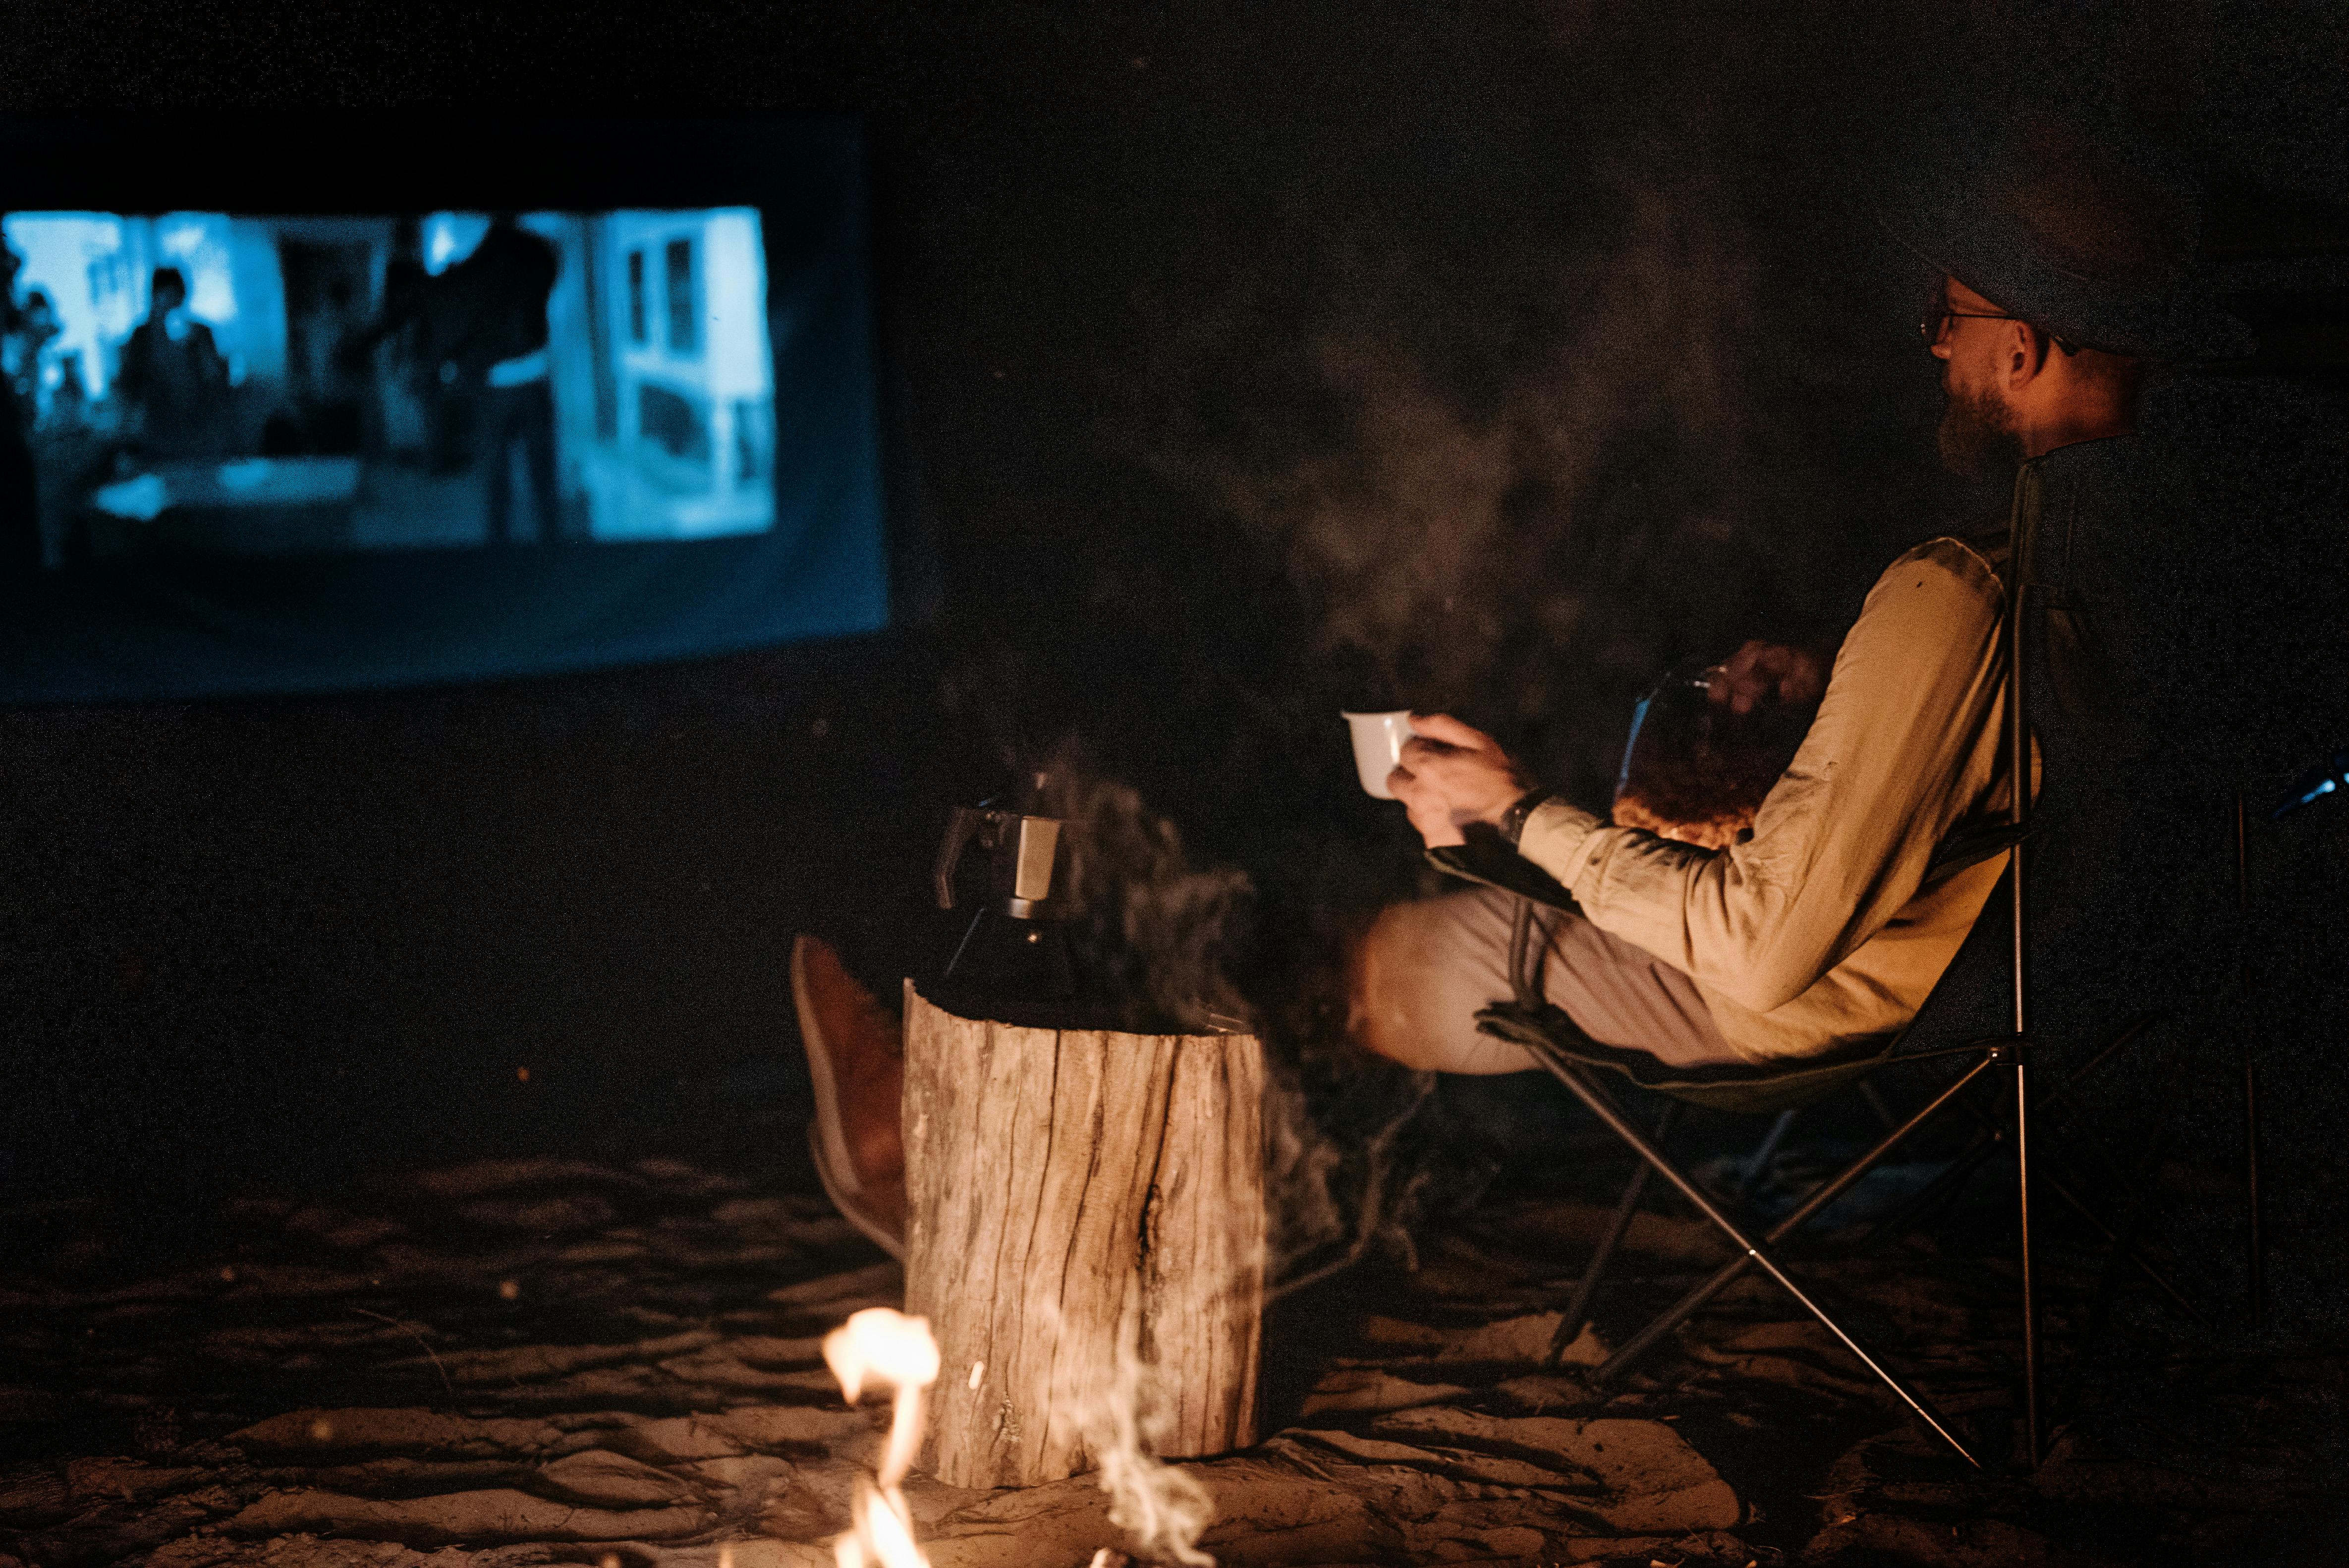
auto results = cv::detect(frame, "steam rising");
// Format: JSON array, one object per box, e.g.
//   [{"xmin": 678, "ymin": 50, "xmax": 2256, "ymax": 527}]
[
  {"xmin": 1131, "ymin": 175, "xmax": 1850, "ymax": 804},
  {"xmin": 1029, "ymin": 750, "xmax": 1445, "ymax": 1288},
  {"xmin": 1265, "ymin": 1070, "xmax": 1434, "ymax": 1299},
  {"xmin": 1067, "ymin": 1298, "xmax": 1218, "ymax": 1568},
  {"xmin": 1042, "ymin": 750, "xmax": 1256, "ymax": 1034}
]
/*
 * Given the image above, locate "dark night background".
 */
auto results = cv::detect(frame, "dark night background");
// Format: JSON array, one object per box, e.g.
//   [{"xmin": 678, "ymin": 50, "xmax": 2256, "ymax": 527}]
[{"xmin": 3, "ymin": 0, "xmax": 2347, "ymax": 1269}]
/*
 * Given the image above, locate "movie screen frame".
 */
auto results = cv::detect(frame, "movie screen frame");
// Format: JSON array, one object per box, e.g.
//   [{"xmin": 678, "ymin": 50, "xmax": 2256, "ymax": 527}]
[{"xmin": 0, "ymin": 117, "xmax": 890, "ymax": 703}]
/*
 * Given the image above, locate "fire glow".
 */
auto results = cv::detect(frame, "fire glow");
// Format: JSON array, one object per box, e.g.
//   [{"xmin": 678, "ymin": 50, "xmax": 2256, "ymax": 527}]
[
  {"xmin": 824, "ymin": 1308, "xmax": 941, "ymax": 1568},
  {"xmin": 819, "ymin": 1303, "xmax": 1216, "ymax": 1568}
]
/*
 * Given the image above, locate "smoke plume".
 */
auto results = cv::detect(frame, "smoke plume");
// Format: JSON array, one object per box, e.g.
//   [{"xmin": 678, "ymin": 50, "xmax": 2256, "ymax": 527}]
[
  {"xmin": 1037, "ymin": 746, "xmax": 1256, "ymax": 1034},
  {"xmin": 1069, "ymin": 1297, "xmax": 1218, "ymax": 1568}
]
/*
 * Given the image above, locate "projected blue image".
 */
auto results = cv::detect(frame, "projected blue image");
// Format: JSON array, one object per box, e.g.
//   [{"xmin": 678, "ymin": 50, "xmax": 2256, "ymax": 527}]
[{"xmin": 0, "ymin": 209, "xmax": 777, "ymax": 565}]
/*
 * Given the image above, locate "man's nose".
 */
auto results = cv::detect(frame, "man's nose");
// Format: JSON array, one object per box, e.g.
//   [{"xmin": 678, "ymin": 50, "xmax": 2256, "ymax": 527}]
[{"xmin": 1928, "ymin": 336, "xmax": 1954, "ymax": 363}]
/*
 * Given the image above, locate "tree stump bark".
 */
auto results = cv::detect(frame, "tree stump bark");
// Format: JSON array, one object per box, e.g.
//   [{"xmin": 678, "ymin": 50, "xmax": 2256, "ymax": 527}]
[{"xmin": 901, "ymin": 982, "xmax": 1265, "ymax": 1489}]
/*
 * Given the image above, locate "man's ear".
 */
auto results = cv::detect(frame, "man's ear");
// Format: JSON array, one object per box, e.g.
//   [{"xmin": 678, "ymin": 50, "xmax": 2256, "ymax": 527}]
[{"xmin": 2003, "ymin": 322, "xmax": 2054, "ymax": 389}]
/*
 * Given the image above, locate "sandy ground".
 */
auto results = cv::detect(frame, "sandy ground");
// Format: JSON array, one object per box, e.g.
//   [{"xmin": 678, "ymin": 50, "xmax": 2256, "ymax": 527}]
[{"xmin": 2, "ymin": 1149, "xmax": 2343, "ymax": 1568}]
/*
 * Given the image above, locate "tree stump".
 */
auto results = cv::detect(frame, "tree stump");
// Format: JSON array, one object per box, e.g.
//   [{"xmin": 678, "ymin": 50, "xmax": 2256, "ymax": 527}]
[{"xmin": 901, "ymin": 982, "xmax": 1265, "ymax": 1489}]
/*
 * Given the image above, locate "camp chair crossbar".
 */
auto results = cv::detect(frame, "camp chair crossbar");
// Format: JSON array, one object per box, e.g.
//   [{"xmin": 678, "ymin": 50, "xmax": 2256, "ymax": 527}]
[{"xmin": 1500, "ymin": 1017, "xmax": 2001, "ymax": 1467}]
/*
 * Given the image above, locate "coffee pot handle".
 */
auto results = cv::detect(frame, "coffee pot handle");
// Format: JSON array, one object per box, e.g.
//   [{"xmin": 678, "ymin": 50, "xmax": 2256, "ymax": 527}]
[{"xmin": 934, "ymin": 805, "xmax": 990, "ymax": 910}]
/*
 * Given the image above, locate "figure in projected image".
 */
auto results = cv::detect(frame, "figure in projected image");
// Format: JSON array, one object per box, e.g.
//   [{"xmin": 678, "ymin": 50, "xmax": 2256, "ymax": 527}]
[
  {"xmin": 442, "ymin": 216, "xmax": 562, "ymax": 543},
  {"xmin": 0, "ymin": 238, "xmax": 39, "ymax": 569},
  {"xmin": 348, "ymin": 214, "xmax": 562, "ymax": 543},
  {"xmin": 4, "ymin": 290, "xmax": 60, "ymax": 413},
  {"xmin": 117, "ymin": 267, "xmax": 228, "ymax": 461},
  {"xmin": 368, "ymin": 218, "xmax": 441, "ymax": 467},
  {"xmin": 449, "ymin": 217, "xmax": 564, "ymax": 544}
]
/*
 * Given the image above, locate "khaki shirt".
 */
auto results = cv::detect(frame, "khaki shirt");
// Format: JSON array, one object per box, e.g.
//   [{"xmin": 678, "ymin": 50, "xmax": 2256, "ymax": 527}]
[{"xmin": 1517, "ymin": 537, "xmax": 2012, "ymax": 1063}]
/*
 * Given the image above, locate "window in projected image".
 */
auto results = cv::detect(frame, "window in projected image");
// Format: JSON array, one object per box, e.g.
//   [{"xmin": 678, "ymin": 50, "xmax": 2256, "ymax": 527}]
[{"xmin": 0, "ymin": 209, "xmax": 778, "ymax": 565}]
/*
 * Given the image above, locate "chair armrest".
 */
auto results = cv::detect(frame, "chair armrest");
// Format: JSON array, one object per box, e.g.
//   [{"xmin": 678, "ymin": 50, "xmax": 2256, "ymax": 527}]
[{"xmin": 1425, "ymin": 826, "xmax": 1579, "ymax": 911}]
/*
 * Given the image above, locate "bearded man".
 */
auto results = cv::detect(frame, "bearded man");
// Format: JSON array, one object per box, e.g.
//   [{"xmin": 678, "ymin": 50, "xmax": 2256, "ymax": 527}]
[{"xmin": 1360, "ymin": 125, "xmax": 2249, "ymax": 1087}]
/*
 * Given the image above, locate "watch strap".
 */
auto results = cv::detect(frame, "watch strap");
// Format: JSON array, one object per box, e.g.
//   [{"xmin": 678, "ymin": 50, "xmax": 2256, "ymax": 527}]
[{"xmin": 1498, "ymin": 788, "xmax": 1553, "ymax": 847}]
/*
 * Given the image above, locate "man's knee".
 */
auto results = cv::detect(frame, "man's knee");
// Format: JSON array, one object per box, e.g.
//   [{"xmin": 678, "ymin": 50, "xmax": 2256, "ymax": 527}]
[
  {"xmin": 1346, "ymin": 899, "xmax": 1491, "ymax": 1071},
  {"xmin": 1345, "ymin": 890, "xmax": 1558, "ymax": 1075}
]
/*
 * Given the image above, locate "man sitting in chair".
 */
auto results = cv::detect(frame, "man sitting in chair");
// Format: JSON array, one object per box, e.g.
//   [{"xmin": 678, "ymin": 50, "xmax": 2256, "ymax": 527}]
[
  {"xmin": 786, "ymin": 119, "xmax": 2246, "ymax": 1258},
  {"xmin": 1360, "ymin": 122, "xmax": 2247, "ymax": 1086}
]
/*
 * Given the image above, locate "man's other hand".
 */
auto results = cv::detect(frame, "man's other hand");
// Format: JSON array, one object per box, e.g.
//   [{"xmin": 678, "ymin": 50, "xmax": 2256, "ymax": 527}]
[
  {"xmin": 1709, "ymin": 639, "xmax": 1828, "ymax": 717},
  {"xmin": 1391, "ymin": 714, "xmax": 1533, "ymax": 848}
]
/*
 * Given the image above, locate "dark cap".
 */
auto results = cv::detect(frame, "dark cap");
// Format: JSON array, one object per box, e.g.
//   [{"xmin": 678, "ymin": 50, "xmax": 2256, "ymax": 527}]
[{"xmin": 1881, "ymin": 113, "xmax": 2254, "ymax": 363}]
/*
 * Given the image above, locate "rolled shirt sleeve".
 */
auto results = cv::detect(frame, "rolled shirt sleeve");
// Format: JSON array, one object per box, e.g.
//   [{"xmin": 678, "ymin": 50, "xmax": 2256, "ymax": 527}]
[{"xmin": 1518, "ymin": 538, "xmax": 2010, "ymax": 1027}]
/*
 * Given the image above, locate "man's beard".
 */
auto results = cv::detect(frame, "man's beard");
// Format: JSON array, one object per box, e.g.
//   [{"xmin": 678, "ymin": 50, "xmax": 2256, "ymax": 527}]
[{"xmin": 1937, "ymin": 385, "xmax": 2023, "ymax": 477}]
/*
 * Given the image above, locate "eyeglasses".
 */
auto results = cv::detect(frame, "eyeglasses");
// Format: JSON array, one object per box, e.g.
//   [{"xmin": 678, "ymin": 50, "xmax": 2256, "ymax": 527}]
[
  {"xmin": 1918, "ymin": 279, "xmax": 2020, "ymax": 348},
  {"xmin": 1918, "ymin": 281, "xmax": 2081, "ymax": 355}
]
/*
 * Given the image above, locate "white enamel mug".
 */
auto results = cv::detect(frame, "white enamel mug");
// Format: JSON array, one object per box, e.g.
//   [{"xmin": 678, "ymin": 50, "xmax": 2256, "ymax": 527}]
[{"xmin": 1341, "ymin": 709, "xmax": 1416, "ymax": 799}]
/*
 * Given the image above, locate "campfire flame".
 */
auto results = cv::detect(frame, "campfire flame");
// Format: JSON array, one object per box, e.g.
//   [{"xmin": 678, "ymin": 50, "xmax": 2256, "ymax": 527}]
[{"xmin": 824, "ymin": 1307, "xmax": 942, "ymax": 1568}]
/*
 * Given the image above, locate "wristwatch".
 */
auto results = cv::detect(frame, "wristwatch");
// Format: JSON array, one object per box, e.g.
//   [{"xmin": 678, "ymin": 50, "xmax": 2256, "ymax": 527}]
[{"xmin": 1497, "ymin": 788, "xmax": 1553, "ymax": 848}]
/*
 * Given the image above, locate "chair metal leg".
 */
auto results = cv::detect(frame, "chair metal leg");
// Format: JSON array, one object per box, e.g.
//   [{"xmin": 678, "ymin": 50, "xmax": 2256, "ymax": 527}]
[
  {"xmin": 2009, "ymin": 477, "xmax": 2042, "ymax": 1472},
  {"xmin": 1547, "ymin": 1100, "xmax": 1681, "ymax": 1367},
  {"xmin": 1592, "ymin": 1052, "xmax": 1999, "ymax": 1385},
  {"xmin": 1942, "ymin": 1055, "xmax": 2208, "ymax": 1327},
  {"xmin": 2014, "ymin": 1046, "xmax": 2043, "ymax": 1469},
  {"xmin": 2238, "ymin": 789, "xmax": 2266, "ymax": 1332},
  {"xmin": 1527, "ymin": 1039, "xmax": 1987, "ymax": 1469},
  {"xmin": 2045, "ymin": 1011, "xmax": 2162, "ymax": 1110},
  {"xmin": 2042, "ymin": 1167, "xmax": 2208, "ymax": 1327}
]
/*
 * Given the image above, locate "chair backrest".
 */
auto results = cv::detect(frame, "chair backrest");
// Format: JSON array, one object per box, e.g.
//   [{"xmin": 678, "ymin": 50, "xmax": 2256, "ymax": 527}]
[
  {"xmin": 1912, "ymin": 434, "xmax": 2234, "ymax": 1059},
  {"xmin": 2019, "ymin": 434, "xmax": 2237, "ymax": 1037},
  {"xmin": 1908, "ymin": 375, "xmax": 2349, "ymax": 1057}
]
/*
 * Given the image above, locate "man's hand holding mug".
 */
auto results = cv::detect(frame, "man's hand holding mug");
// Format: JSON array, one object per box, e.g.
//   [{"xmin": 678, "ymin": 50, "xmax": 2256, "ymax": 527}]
[{"xmin": 1387, "ymin": 713, "xmax": 1535, "ymax": 849}]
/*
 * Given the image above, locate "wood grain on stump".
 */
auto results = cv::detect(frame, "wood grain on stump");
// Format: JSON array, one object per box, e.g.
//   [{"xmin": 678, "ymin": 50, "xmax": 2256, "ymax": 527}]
[{"xmin": 902, "ymin": 982, "xmax": 1265, "ymax": 1489}]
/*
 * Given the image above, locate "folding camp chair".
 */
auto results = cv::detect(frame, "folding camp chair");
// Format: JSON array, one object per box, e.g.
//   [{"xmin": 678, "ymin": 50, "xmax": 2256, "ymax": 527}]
[
  {"xmin": 1436, "ymin": 856, "xmax": 2044, "ymax": 1471},
  {"xmin": 1464, "ymin": 886, "xmax": 2211, "ymax": 1472},
  {"xmin": 1431, "ymin": 436, "xmax": 2244, "ymax": 1470}
]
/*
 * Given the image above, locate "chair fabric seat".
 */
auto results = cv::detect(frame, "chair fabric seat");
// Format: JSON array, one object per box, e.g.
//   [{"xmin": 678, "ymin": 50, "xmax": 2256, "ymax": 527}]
[{"xmin": 1473, "ymin": 998, "xmax": 1897, "ymax": 1114}]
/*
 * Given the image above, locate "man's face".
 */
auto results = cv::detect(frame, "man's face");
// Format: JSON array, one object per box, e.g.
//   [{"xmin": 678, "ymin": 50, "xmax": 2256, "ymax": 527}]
[{"xmin": 1928, "ymin": 276, "xmax": 2023, "ymax": 477}]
